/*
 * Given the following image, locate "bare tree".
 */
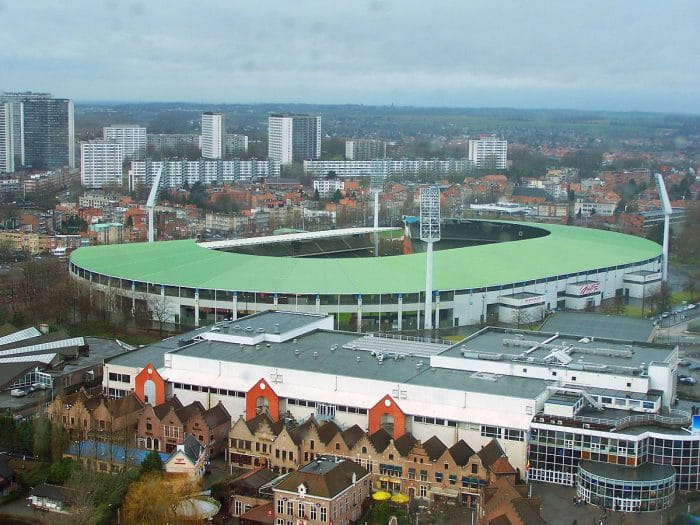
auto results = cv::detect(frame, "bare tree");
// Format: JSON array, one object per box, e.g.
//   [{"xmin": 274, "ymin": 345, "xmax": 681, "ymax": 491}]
[{"xmin": 146, "ymin": 292, "xmax": 175, "ymax": 337}]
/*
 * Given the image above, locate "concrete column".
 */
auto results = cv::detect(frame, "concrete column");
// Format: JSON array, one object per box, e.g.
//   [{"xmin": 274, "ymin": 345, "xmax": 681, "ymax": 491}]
[
  {"xmin": 273, "ymin": 293, "xmax": 279, "ymax": 311},
  {"xmin": 434, "ymin": 292, "xmax": 440, "ymax": 330},
  {"xmin": 315, "ymin": 294, "xmax": 321, "ymax": 314},
  {"xmin": 397, "ymin": 294, "xmax": 403, "ymax": 331},
  {"xmin": 131, "ymin": 281, "xmax": 136, "ymax": 314},
  {"xmin": 357, "ymin": 295, "xmax": 363, "ymax": 333},
  {"xmin": 232, "ymin": 292, "xmax": 238, "ymax": 320},
  {"xmin": 194, "ymin": 289, "xmax": 200, "ymax": 327}
]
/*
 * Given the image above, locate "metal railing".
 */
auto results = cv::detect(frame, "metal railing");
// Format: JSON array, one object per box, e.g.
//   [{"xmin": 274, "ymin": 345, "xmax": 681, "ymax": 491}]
[
  {"xmin": 366, "ymin": 332, "xmax": 452, "ymax": 346},
  {"xmin": 573, "ymin": 408, "xmax": 690, "ymax": 429}
]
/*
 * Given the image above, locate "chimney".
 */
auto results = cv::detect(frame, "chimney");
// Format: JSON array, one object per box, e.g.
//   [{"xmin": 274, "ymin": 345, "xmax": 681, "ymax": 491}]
[{"xmin": 39, "ymin": 323, "xmax": 49, "ymax": 334}]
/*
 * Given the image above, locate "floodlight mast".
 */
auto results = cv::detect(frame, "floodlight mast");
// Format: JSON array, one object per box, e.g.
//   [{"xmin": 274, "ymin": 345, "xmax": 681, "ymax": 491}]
[
  {"xmin": 654, "ymin": 173, "xmax": 672, "ymax": 282},
  {"xmin": 420, "ymin": 186, "xmax": 441, "ymax": 330},
  {"xmin": 147, "ymin": 165, "xmax": 164, "ymax": 243},
  {"xmin": 370, "ymin": 171, "xmax": 384, "ymax": 257}
]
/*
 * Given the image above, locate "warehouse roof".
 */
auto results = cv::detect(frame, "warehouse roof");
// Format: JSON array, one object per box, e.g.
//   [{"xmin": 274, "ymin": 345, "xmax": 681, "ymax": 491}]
[{"xmin": 70, "ymin": 221, "xmax": 661, "ymax": 295}]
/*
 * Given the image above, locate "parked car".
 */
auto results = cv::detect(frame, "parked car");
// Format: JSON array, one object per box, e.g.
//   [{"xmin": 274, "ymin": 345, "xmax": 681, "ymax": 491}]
[
  {"xmin": 679, "ymin": 377, "xmax": 697, "ymax": 385},
  {"xmin": 689, "ymin": 363, "xmax": 700, "ymax": 371},
  {"xmin": 679, "ymin": 360, "xmax": 691, "ymax": 367}
]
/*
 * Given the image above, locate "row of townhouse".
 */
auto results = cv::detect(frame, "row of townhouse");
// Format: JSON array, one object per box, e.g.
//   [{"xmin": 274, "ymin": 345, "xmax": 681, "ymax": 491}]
[
  {"xmin": 47, "ymin": 388, "xmax": 144, "ymax": 441},
  {"xmin": 228, "ymin": 411, "xmax": 515, "ymax": 507},
  {"xmin": 135, "ymin": 395, "xmax": 231, "ymax": 457}
]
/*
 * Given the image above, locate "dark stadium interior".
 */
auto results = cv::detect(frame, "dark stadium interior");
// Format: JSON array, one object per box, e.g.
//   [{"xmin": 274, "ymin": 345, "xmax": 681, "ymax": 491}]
[{"xmin": 217, "ymin": 220, "xmax": 550, "ymax": 258}]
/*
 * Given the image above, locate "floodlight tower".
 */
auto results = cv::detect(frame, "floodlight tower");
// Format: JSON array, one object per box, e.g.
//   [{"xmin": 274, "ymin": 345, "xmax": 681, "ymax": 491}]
[
  {"xmin": 654, "ymin": 173, "xmax": 672, "ymax": 282},
  {"xmin": 420, "ymin": 186, "xmax": 441, "ymax": 330},
  {"xmin": 370, "ymin": 170, "xmax": 384, "ymax": 256},
  {"xmin": 147, "ymin": 165, "xmax": 164, "ymax": 243}
]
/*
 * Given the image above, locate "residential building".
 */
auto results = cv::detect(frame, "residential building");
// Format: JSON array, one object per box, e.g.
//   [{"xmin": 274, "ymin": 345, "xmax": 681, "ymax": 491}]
[
  {"xmin": 0, "ymin": 102, "xmax": 14, "ymax": 173},
  {"xmin": 202, "ymin": 112, "xmax": 225, "ymax": 159},
  {"xmin": 272, "ymin": 459, "xmax": 370, "ymax": 525},
  {"xmin": 148, "ymin": 133, "xmax": 201, "ymax": 151},
  {"xmin": 128, "ymin": 158, "xmax": 280, "ymax": 190},
  {"xmin": 3, "ymin": 92, "xmax": 75, "ymax": 169},
  {"xmin": 468, "ymin": 135, "xmax": 507, "ymax": 170},
  {"xmin": 574, "ymin": 198, "xmax": 617, "ymax": 217},
  {"xmin": 226, "ymin": 133, "xmax": 249, "ymax": 155},
  {"xmin": 89, "ymin": 222, "xmax": 124, "ymax": 244},
  {"xmin": 103, "ymin": 124, "xmax": 146, "ymax": 160},
  {"xmin": 0, "ymin": 94, "xmax": 24, "ymax": 167},
  {"xmin": 313, "ymin": 177, "xmax": 344, "ymax": 198},
  {"xmin": 268, "ymin": 114, "xmax": 321, "ymax": 165},
  {"xmin": 80, "ymin": 140, "xmax": 123, "ymax": 189},
  {"xmin": 303, "ymin": 158, "xmax": 473, "ymax": 178},
  {"xmin": 345, "ymin": 139, "xmax": 387, "ymax": 160}
]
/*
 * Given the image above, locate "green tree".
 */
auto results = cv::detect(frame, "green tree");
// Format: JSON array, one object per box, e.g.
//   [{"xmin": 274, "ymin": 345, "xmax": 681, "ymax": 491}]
[
  {"xmin": 47, "ymin": 458, "xmax": 74, "ymax": 484},
  {"xmin": 33, "ymin": 416, "xmax": 52, "ymax": 460},
  {"xmin": 139, "ymin": 450, "xmax": 164, "ymax": 476}
]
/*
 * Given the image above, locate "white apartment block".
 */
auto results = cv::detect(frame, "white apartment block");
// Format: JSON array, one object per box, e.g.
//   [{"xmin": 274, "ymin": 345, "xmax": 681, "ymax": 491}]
[
  {"xmin": 303, "ymin": 158, "xmax": 474, "ymax": 178},
  {"xmin": 103, "ymin": 125, "xmax": 146, "ymax": 160},
  {"xmin": 226, "ymin": 134, "xmax": 248, "ymax": 155},
  {"xmin": 80, "ymin": 140, "xmax": 123, "ymax": 189},
  {"xmin": 128, "ymin": 158, "xmax": 280, "ymax": 191},
  {"xmin": 201, "ymin": 112, "xmax": 225, "ymax": 159},
  {"xmin": 0, "ymin": 102, "xmax": 14, "ymax": 173},
  {"xmin": 345, "ymin": 139, "xmax": 387, "ymax": 160},
  {"xmin": 313, "ymin": 178, "xmax": 345, "ymax": 198},
  {"xmin": 468, "ymin": 135, "xmax": 508, "ymax": 170},
  {"xmin": 268, "ymin": 114, "xmax": 321, "ymax": 165}
]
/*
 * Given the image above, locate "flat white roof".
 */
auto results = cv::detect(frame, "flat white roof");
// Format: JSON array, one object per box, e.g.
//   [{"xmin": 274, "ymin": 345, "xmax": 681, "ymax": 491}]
[{"xmin": 198, "ymin": 227, "xmax": 398, "ymax": 250}]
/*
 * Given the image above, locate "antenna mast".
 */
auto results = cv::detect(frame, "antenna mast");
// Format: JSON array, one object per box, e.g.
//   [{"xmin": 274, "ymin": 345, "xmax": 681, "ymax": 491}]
[{"xmin": 654, "ymin": 173, "xmax": 672, "ymax": 282}]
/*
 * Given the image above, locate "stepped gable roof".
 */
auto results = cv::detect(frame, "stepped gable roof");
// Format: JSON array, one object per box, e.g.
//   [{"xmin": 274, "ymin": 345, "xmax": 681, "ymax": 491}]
[
  {"xmin": 204, "ymin": 402, "xmax": 231, "ymax": 428},
  {"xmin": 422, "ymin": 436, "xmax": 447, "ymax": 462},
  {"xmin": 491, "ymin": 456, "xmax": 517, "ymax": 476},
  {"xmin": 246, "ymin": 412, "xmax": 284, "ymax": 436},
  {"xmin": 109, "ymin": 392, "xmax": 143, "ymax": 416},
  {"xmin": 175, "ymin": 400, "xmax": 206, "ymax": 424},
  {"xmin": 448, "ymin": 440, "xmax": 475, "ymax": 467},
  {"xmin": 317, "ymin": 420, "xmax": 342, "ymax": 445},
  {"xmin": 340, "ymin": 425, "xmax": 365, "ymax": 449},
  {"xmin": 288, "ymin": 416, "xmax": 319, "ymax": 445},
  {"xmin": 153, "ymin": 396, "xmax": 183, "ymax": 419},
  {"xmin": 368, "ymin": 428, "xmax": 392, "ymax": 453},
  {"xmin": 393, "ymin": 432, "xmax": 417, "ymax": 457},
  {"xmin": 478, "ymin": 438, "xmax": 506, "ymax": 470}
]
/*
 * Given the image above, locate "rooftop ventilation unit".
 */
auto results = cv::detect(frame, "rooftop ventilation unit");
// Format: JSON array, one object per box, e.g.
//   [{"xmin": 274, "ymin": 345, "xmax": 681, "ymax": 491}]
[
  {"xmin": 356, "ymin": 356, "xmax": 361, "ymax": 363},
  {"xmin": 294, "ymin": 349, "xmax": 300, "ymax": 356},
  {"xmin": 233, "ymin": 325, "xmax": 241, "ymax": 331},
  {"xmin": 245, "ymin": 326, "xmax": 253, "ymax": 332},
  {"xmin": 257, "ymin": 328, "xmax": 265, "ymax": 333},
  {"xmin": 313, "ymin": 351, "xmax": 319, "ymax": 358}
]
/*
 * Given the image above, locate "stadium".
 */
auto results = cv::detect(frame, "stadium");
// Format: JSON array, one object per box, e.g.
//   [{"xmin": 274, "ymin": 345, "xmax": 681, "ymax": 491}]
[{"xmin": 69, "ymin": 220, "xmax": 663, "ymax": 330}]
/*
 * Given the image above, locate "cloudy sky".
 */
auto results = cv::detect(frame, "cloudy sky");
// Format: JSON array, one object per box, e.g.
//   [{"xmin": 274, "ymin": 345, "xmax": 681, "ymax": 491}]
[{"xmin": 1, "ymin": 1, "xmax": 698, "ymax": 113}]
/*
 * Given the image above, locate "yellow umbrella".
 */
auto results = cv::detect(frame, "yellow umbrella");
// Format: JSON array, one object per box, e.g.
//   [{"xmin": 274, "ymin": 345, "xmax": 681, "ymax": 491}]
[
  {"xmin": 391, "ymin": 493, "xmax": 409, "ymax": 504},
  {"xmin": 372, "ymin": 491, "xmax": 391, "ymax": 501}
]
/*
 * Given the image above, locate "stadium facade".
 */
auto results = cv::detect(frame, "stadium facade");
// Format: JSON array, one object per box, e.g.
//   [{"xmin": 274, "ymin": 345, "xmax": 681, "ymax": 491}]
[{"xmin": 69, "ymin": 220, "xmax": 663, "ymax": 331}]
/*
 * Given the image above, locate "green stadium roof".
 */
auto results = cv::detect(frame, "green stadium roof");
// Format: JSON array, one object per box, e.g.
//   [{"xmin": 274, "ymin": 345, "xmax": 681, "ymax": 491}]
[{"xmin": 70, "ymin": 222, "xmax": 661, "ymax": 295}]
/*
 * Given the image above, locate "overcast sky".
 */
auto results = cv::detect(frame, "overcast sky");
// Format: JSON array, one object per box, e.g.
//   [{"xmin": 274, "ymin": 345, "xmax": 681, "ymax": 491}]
[{"xmin": 1, "ymin": 1, "xmax": 698, "ymax": 113}]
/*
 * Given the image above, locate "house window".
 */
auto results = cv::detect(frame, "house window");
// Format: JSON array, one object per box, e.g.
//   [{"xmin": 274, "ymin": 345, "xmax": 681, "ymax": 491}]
[
  {"xmin": 237, "ymin": 500, "xmax": 245, "ymax": 515},
  {"xmin": 420, "ymin": 485, "xmax": 427, "ymax": 498},
  {"xmin": 335, "ymin": 442, "xmax": 340, "ymax": 450},
  {"xmin": 320, "ymin": 507, "xmax": 327, "ymax": 521},
  {"xmin": 287, "ymin": 501, "xmax": 293, "ymax": 515},
  {"xmin": 146, "ymin": 418, "xmax": 152, "ymax": 431},
  {"xmin": 361, "ymin": 446, "xmax": 367, "ymax": 454},
  {"xmin": 276, "ymin": 499, "xmax": 284, "ymax": 515},
  {"xmin": 388, "ymin": 453, "xmax": 394, "ymax": 460},
  {"xmin": 310, "ymin": 440, "xmax": 315, "ymax": 450},
  {"xmin": 435, "ymin": 472, "xmax": 443, "ymax": 482},
  {"xmin": 310, "ymin": 505, "xmax": 317, "ymax": 520},
  {"xmin": 420, "ymin": 470, "xmax": 428, "ymax": 481},
  {"xmin": 299, "ymin": 502, "xmax": 305, "ymax": 518},
  {"xmin": 444, "ymin": 463, "xmax": 449, "ymax": 470},
  {"xmin": 471, "ymin": 464, "xmax": 478, "ymax": 474}
]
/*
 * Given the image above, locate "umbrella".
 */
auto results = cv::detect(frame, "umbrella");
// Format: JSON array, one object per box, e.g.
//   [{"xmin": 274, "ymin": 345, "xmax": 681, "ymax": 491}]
[
  {"xmin": 372, "ymin": 491, "xmax": 392, "ymax": 501},
  {"xmin": 391, "ymin": 493, "xmax": 409, "ymax": 504}
]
